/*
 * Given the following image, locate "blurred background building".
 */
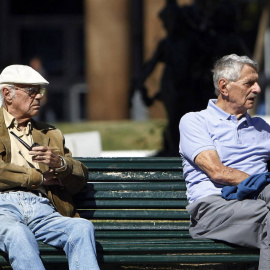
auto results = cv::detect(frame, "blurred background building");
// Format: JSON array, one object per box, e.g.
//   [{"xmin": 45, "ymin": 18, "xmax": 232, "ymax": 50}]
[{"xmin": 0, "ymin": 0, "xmax": 267, "ymax": 123}]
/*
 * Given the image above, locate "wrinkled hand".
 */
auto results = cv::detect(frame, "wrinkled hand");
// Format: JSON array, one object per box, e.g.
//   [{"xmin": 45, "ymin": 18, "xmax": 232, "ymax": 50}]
[
  {"xmin": 42, "ymin": 169, "xmax": 62, "ymax": 186},
  {"xmin": 29, "ymin": 146, "xmax": 62, "ymax": 168}
]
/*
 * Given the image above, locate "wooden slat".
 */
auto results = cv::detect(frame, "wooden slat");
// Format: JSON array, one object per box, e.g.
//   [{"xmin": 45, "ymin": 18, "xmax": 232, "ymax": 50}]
[
  {"xmin": 38, "ymin": 244, "xmax": 63, "ymax": 253},
  {"xmin": 79, "ymin": 209, "xmax": 189, "ymax": 219},
  {"xmin": 38, "ymin": 241, "xmax": 259, "ymax": 256},
  {"xmin": 100, "ymin": 254, "xmax": 259, "ymax": 264},
  {"xmin": 0, "ymin": 252, "xmax": 259, "ymax": 265},
  {"xmin": 88, "ymin": 171, "xmax": 183, "ymax": 181},
  {"xmin": 77, "ymin": 157, "xmax": 182, "ymax": 170},
  {"xmin": 98, "ymin": 242, "xmax": 259, "ymax": 253},
  {"xmin": 95, "ymin": 230, "xmax": 191, "ymax": 238},
  {"xmin": 39, "ymin": 255, "xmax": 67, "ymax": 264},
  {"xmin": 76, "ymin": 199, "xmax": 188, "ymax": 209},
  {"xmin": 98, "ymin": 238, "xmax": 210, "ymax": 244},
  {"xmin": 92, "ymin": 221, "xmax": 190, "ymax": 230},
  {"xmin": 0, "ymin": 256, "xmax": 8, "ymax": 265},
  {"xmin": 85, "ymin": 182, "xmax": 186, "ymax": 191},
  {"xmin": 77, "ymin": 190, "xmax": 186, "ymax": 199}
]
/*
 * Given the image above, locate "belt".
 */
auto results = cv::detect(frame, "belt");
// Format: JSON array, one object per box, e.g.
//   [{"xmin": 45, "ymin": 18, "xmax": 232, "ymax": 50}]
[{"xmin": 0, "ymin": 187, "xmax": 46, "ymax": 198}]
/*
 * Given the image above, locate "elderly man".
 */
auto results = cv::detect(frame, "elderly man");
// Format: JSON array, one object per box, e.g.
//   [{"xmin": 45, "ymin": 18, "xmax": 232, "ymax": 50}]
[
  {"xmin": 180, "ymin": 54, "xmax": 270, "ymax": 269},
  {"xmin": 0, "ymin": 65, "xmax": 99, "ymax": 270}
]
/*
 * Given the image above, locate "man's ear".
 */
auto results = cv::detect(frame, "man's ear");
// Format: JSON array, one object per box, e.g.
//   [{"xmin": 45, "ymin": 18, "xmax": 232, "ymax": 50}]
[
  {"xmin": 218, "ymin": 78, "xmax": 229, "ymax": 97},
  {"xmin": 2, "ymin": 87, "xmax": 13, "ymax": 103}
]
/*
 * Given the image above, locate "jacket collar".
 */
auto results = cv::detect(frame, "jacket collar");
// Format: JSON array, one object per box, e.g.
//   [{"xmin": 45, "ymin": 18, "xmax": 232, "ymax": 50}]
[{"xmin": 0, "ymin": 107, "xmax": 56, "ymax": 167}]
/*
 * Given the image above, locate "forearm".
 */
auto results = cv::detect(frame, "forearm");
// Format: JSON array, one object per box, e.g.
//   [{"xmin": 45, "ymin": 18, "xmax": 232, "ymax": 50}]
[
  {"xmin": 206, "ymin": 164, "xmax": 249, "ymax": 186},
  {"xmin": 195, "ymin": 150, "xmax": 250, "ymax": 186}
]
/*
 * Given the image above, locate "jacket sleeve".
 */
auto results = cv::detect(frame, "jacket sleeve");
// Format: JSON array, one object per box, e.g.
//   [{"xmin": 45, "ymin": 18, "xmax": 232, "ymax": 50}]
[
  {"xmin": 56, "ymin": 153, "xmax": 88, "ymax": 195},
  {"xmin": 47, "ymin": 129, "xmax": 88, "ymax": 195},
  {"xmin": 0, "ymin": 141, "xmax": 42, "ymax": 190}
]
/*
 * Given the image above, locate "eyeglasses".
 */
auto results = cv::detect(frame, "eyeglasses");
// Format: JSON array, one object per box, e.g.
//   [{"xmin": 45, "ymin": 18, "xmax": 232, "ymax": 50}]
[{"xmin": 9, "ymin": 85, "xmax": 46, "ymax": 97}]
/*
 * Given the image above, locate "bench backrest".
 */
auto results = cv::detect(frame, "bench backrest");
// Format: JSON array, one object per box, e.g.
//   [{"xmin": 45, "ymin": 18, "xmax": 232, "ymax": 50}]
[
  {"xmin": 74, "ymin": 157, "xmax": 189, "ymax": 232},
  {"xmin": 73, "ymin": 157, "xmax": 260, "ymax": 265}
]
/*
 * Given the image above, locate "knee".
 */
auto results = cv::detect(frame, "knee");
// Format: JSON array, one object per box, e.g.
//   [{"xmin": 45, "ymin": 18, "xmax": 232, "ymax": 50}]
[
  {"xmin": 1, "ymin": 224, "xmax": 37, "ymax": 251},
  {"xmin": 5, "ymin": 224, "xmax": 33, "ymax": 240},
  {"xmin": 69, "ymin": 218, "xmax": 95, "ymax": 238}
]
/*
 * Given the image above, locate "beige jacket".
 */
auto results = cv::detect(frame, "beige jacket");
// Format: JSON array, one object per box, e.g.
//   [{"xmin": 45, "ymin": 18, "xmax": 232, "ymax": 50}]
[{"xmin": 0, "ymin": 107, "xmax": 88, "ymax": 217}]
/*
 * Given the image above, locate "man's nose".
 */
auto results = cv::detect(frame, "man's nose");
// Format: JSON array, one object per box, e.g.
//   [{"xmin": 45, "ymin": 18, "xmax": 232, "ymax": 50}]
[
  {"xmin": 253, "ymin": 82, "xmax": 261, "ymax": 94},
  {"xmin": 35, "ymin": 93, "xmax": 43, "ymax": 100}
]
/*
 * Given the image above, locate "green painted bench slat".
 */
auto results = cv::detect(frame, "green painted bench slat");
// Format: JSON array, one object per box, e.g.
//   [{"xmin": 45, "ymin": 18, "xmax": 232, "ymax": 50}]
[
  {"xmin": 0, "ymin": 257, "xmax": 11, "ymax": 265},
  {"xmin": 35, "ymin": 240, "xmax": 258, "ymax": 255},
  {"xmin": 88, "ymin": 171, "xmax": 183, "ymax": 181},
  {"xmin": 39, "ymin": 255, "xmax": 67, "ymax": 263},
  {"xmin": 95, "ymin": 230, "xmax": 191, "ymax": 238},
  {"xmin": 100, "ymin": 254, "xmax": 259, "ymax": 264},
  {"xmin": 77, "ymin": 190, "xmax": 185, "ymax": 199},
  {"xmin": 88, "ymin": 182, "xmax": 186, "ymax": 191},
  {"xmin": 99, "ymin": 240, "xmax": 225, "ymax": 246},
  {"xmin": 76, "ymin": 199, "xmax": 187, "ymax": 208},
  {"xmin": 0, "ymin": 253, "xmax": 260, "ymax": 265},
  {"xmin": 77, "ymin": 157, "xmax": 183, "ymax": 170},
  {"xmin": 0, "ymin": 254, "xmax": 68, "ymax": 265},
  {"xmin": 79, "ymin": 209, "xmax": 190, "ymax": 219},
  {"xmin": 98, "ymin": 243, "xmax": 259, "ymax": 253},
  {"xmin": 92, "ymin": 221, "xmax": 189, "ymax": 230}
]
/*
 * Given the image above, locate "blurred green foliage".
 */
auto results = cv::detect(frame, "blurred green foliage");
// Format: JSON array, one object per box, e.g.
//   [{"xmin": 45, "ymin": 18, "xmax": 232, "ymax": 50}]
[{"xmin": 56, "ymin": 120, "xmax": 167, "ymax": 151}]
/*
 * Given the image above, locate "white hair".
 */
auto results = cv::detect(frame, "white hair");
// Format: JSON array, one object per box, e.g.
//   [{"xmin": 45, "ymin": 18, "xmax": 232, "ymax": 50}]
[{"xmin": 212, "ymin": 54, "xmax": 258, "ymax": 96}]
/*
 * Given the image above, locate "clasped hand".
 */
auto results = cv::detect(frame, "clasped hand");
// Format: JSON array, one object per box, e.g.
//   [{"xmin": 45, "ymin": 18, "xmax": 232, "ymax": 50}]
[{"xmin": 30, "ymin": 146, "xmax": 62, "ymax": 186}]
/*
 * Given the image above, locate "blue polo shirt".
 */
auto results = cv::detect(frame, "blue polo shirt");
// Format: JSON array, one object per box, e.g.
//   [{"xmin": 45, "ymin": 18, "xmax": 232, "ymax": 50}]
[{"xmin": 179, "ymin": 99, "xmax": 270, "ymax": 203}]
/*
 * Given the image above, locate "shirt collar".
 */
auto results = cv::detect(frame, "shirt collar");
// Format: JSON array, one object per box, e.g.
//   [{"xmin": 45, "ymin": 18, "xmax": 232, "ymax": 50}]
[
  {"xmin": 3, "ymin": 108, "xmax": 32, "ymax": 135},
  {"xmin": 207, "ymin": 99, "xmax": 252, "ymax": 125},
  {"xmin": 207, "ymin": 99, "xmax": 230, "ymax": 120}
]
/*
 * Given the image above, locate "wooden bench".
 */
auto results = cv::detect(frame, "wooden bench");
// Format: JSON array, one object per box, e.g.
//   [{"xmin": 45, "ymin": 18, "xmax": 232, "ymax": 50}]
[{"xmin": 0, "ymin": 157, "xmax": 260, "ymax": 269}]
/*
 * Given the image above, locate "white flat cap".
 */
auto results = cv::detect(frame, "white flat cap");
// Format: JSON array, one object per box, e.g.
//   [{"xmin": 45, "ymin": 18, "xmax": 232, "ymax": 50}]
[{"xmin": 0, "ymin": 64, "xmax": 49, "ymax": 85}]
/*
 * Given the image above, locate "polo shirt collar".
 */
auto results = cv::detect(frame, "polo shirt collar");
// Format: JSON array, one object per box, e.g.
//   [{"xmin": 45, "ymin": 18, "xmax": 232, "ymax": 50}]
[
  {"xmin": 207, "ymin": 99, "xmax": 230, "ymax": 120},
  {"xmin": 244, "ymin": 113, "xmax": 252, "ymax": 126},
  {"xmin": 207, "ymin": 99, "xmax": 252, "ymax": 125}
]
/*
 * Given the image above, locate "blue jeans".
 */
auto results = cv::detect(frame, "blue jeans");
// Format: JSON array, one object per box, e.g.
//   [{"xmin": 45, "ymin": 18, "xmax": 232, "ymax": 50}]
[{"xmin": 0, "ymin": 191, "xmax": 100, "ymax": 270}]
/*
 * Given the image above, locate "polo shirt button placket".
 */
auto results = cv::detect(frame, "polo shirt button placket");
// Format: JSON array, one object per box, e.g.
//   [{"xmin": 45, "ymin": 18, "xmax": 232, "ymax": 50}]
[{"xmin": 236, "ymin": 124, "xmax": 243, "ymax": 145}]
